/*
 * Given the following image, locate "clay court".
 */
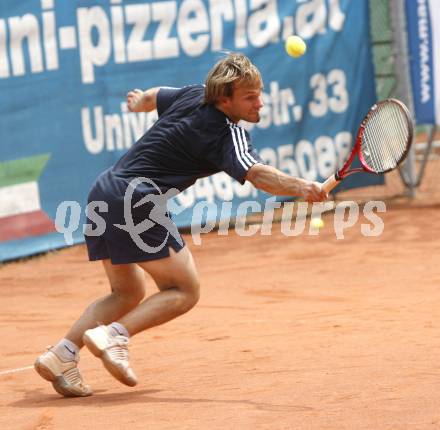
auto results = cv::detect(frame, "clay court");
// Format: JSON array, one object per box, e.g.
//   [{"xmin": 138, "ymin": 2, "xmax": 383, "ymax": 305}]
[{"xmin": 1, "ymin": 202, "xmax": 439, "ymax": 430}]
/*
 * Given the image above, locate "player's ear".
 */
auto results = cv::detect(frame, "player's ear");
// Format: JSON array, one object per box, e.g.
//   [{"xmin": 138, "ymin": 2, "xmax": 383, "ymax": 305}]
[{"xmin": 217, "ymin": 95, "xmax": 231, "ymax": 107}]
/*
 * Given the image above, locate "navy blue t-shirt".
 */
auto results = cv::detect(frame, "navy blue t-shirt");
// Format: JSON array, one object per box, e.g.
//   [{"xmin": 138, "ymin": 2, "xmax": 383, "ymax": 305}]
[{"xmin": 108, "ymin": 85, "xmax": 262, "ymax": 194}]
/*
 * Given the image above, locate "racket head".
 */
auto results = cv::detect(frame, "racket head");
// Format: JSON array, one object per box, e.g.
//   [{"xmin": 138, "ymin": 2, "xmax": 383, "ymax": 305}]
[{"xmin": 357, "ymin": 98, "xmax": 413, "ymax": 174}]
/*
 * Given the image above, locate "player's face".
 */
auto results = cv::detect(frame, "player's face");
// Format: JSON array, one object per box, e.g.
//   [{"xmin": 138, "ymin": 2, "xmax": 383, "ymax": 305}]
[{"xmin": 224, "ymin": 83, "xmax": 264, "ymax": 123}]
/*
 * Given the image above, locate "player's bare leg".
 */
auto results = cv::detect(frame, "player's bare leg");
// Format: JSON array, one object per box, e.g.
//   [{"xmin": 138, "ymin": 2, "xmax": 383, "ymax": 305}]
[
  {"xmin": 83, "ymin": 246, "xmax": 200, "ymax": 386},
  {"xmin": 119, "ymin": 246, "xmax": 200, "ymax": 334},
  {"xmin": 65, "ymin": 262, "xmax": 146, "ymax": 347},
  {"xmin": 35, "ymin": 262, "xmax": 147, "ymax": 396}
]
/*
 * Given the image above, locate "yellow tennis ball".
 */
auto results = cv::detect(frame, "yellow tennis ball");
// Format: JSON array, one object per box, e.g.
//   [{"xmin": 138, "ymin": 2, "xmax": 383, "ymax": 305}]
[
  {"xmin": 310, "ymin": 217, "xmax": 324, "ymax": 229},
  {"xmin": 285, "ymin": 35, "xmax": 307, "ymax": 58}
]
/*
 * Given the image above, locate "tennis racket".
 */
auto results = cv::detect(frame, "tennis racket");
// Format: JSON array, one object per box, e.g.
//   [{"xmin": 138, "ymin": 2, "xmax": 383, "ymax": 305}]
[{"xmin": 322, "ymin": 98, "xmax": 413, "ymax": 193}]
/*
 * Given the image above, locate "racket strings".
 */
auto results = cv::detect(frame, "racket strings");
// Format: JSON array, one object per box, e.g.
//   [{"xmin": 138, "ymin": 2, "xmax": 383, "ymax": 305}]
[
  {"xmin": 362, "ymin": 116, "xmax": 386, "ymax": 172},
  {"xmin": 364, "ymin": 107, "xmax": 399, "ymax": 170},
  {"xmin": 361, "ymin": 102, "xmax": 410, "ymax": 173}
]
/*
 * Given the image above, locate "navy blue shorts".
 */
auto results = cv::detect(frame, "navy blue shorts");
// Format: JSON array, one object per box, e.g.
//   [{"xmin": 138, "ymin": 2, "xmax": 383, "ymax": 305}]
[{"xmin": 85, "ymin": 174, "xmax": 185, "ymax": 265}]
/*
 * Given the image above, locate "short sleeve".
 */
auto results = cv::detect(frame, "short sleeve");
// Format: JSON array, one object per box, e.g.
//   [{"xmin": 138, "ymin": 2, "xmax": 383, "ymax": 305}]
[
  {"xmin": 156, "ymin": 87, "xmax": 182, "ymax": 116},
  {"xmin": 156, "ymin": 85, "xmax": 204, "ymax": 116},
  {"xmin": 215, "ymin": 122, "xmax": 263, "ymax": 185}
]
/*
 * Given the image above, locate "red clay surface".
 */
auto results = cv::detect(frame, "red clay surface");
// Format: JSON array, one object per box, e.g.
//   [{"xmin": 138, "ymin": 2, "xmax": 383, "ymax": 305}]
[{"xmin": 1, "ymin": 204, "xmax": 440, "ymax": 430}]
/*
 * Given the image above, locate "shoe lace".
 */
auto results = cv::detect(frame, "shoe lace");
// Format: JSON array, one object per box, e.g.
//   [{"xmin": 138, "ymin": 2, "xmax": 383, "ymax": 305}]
[
  {"xmin": 107, "ymin": 337, "xmax": 130, "ymax": 363},
  {"xmin": 63, "ymin": 366, "xmax": 84, "ymax": 386}
]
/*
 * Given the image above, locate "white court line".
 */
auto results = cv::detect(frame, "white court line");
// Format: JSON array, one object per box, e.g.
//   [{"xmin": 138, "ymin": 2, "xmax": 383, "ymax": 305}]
[{"xmin": 0, "ymin": 365, "xmax": 33, "ymax": 376}]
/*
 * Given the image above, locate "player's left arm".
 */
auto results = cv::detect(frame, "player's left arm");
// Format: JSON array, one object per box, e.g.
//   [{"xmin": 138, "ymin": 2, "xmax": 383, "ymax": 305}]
[
  {"xmin": 246, "ymin": 163, "xmax": 327, "ymax": 202},
  {"xmin": 126, "ymin": 87, "xmax": 160, "ymax": 112}
]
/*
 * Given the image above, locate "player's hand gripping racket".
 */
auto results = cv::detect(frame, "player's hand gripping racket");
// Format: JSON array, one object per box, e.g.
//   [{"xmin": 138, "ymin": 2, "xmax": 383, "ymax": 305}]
[{"xmin": 322, "ymin": 98, "xmax": 413, "ymax": 193}]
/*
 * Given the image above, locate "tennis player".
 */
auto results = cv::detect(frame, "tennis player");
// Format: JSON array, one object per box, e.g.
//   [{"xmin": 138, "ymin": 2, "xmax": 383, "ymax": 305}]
[{"xmin": 35, "ymin": 52, "xmax": 328, "ymax": 397}]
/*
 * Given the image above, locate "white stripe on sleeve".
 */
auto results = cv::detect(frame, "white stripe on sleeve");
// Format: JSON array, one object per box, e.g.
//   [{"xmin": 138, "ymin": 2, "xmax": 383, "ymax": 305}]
[
  {"xmin": 226, "ymin": 119, "xmax": 260, "ymax": 169},
  {"xmin": 239, "ymin": 127, "xmax": 259, "ymax": 164},
  {"xmin": 232, "ymin": 125, "xmax": 253, "ymax": 167},
  {"xmin": 228, "ymin": 123, "xmax": 250, "ymax": 170}
]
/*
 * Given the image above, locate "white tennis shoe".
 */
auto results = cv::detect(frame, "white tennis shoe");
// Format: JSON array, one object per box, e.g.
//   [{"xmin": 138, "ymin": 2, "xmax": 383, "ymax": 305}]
[
  {"xmin": 82, "ymin": 325, "xmax": 137, "ymax": 387},
  {"xmin": 34, "ymin": 348, "xmax": 93, "ymax": 397}
]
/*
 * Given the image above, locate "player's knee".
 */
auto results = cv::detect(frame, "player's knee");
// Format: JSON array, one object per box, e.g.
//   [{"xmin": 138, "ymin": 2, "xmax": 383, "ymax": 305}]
[
  {"xmin": 113, "ymin": 287, "xmax": 145, "ymax": 308},
  {"xmin": 190, "ymin": 283, "xmax": 200, "ymax": 307},
  {"xmin": 181, "ymin": 280, "xmax": 200, "ymax": 312},
  {"xmin": 130, "ymin": 288, "xmax": 146, "ymax": 305}
]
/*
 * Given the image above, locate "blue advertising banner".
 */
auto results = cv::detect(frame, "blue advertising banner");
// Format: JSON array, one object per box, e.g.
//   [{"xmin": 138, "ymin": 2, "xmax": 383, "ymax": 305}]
[
  {"xmin": 406, "ymin": 0, "xmax": 440, "ymax": 124},
  {"xmin": 0, "ymin": 0, "xmax": 377, "ymax": 262}
]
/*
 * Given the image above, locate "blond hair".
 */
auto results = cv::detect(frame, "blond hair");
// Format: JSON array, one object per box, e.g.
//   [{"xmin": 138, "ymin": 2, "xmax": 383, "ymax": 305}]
[{"xmin": 204, "ymin": 52, "xmax": 262, "ymax": 104}]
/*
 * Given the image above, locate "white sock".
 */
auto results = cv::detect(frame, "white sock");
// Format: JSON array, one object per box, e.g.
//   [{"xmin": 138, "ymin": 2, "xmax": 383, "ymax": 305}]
[
  {"xmin": 52, "ymin": 338, "xmax": 80, "ymax": 361},
  {"xmin": 108, "ymin": 322, "xmax": 129, "ymax": 338}
]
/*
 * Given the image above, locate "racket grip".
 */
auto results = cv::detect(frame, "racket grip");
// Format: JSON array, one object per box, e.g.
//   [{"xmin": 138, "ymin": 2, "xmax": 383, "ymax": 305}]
[{"xmin": 322, "ymin": 174, "xmax": 341, "ymax": 193}]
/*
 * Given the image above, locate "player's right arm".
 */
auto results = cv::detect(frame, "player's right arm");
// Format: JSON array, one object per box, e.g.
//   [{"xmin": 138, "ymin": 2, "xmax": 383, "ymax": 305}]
[
  {"xmin": 127, "ymin": 86, "xmax": 199, "ymax": 115},
  {"xmin": 246, "ymin": 163, "xmax": 327, "ymax": 202},
  {"xmin": 126, "ymin": 87, "xmax": 160, "ymax": 112}
]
